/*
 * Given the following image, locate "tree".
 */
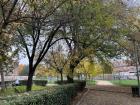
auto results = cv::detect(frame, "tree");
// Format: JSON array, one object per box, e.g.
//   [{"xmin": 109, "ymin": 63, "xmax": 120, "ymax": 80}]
[
  {"xmin": 0, "ymin": 0, "xmax": 27, "ymax": 90},
  {"xmin": 60, "ymin": 0, "xmax": 127, "ymax": 82},
  {"xmin": 44, "ymin": 44, "xmax": 67, "ymax": 82},
  {"xmin": 75, "ymin": 57, "xmax": 113, "ymax": 80},
  {"xmin": 125, "ymin": 7, "xmax": 140, "ymax": 65},
  {"xmin": 15, "ymin": 0, "xmax": 70, "ymax": 91},
  {"xmin": 75, "ymin": 58, "xmax": 95, "ymax": 80},
  {"xmin": 109, "ymin": 2, "xmax": 140, "ymax": 65}
]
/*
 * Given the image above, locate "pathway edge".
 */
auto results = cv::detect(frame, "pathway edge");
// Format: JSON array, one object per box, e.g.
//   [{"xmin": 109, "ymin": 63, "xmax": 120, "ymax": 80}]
[{"xmin": 76, "ymin": 88, "xmax": 90, "ymax": 105}]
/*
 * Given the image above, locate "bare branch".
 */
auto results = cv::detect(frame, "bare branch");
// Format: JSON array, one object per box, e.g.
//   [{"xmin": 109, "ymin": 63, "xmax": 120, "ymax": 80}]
[
  {"xmin": 34, "ymin": 25, "xmax": 61, "ymax": 68},
  {"xmin": 17, "ymin": 28, "xmax": 30, "ymax": 59},
  {"xmin": 2, "ymin": 0, "xmax": 18, "ymax": 29}
]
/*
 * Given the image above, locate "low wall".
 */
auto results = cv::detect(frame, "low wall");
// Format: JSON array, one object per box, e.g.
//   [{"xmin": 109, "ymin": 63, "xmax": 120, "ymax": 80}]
[{"xmin": 0, "ymin": 76, "xmax": 28, "ymax": 82}]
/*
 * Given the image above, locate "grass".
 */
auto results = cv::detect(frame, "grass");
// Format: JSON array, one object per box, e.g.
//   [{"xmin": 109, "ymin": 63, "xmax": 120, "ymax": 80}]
[
  {"xmin": 86, "ymin": 80, "xmax": 96, "ymax": 86},
  {"xmin": 0, "ymin": 85, "xmax": 46, "ymax": 97},
  {"xmin": 111, "ymin": 80, "xmax": 138, "ymax": 87}
]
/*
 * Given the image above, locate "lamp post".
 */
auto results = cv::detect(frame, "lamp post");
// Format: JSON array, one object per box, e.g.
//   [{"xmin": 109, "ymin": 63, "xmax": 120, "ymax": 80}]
[{"xmin": 130, "ymin": 32, "xmax": 140, "ymax": 96}]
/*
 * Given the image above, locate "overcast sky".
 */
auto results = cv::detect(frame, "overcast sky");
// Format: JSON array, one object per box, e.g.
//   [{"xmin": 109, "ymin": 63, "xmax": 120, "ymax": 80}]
[{"xmin": 123, "ymin": 0, "xmax": 140, "ymax": 7}]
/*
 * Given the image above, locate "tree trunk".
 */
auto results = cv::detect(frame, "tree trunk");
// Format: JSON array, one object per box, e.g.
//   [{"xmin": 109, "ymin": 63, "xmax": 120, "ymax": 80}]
[
  {"xmin": 26, "ymin": 71, "xmax": 34, "ymax": 91},
  {"xmin": 138, "ymin": 56, "xmax": 140, "ymax": 65},
  {"xmin": 88, "ymin": 74, "xmax": 90, "ymax": 80},
  {"xmin": 103, "ymin": 70, "xmax": 105, "ymax": 80},
  {"xmin": 67, "ymin": 57, "xmax": 83, "ymax": 83},
  {"xmin": 57, "ymin": 74, "xmax": 59, "ymax": 81},
  {"xmin": 60, "ymin": 71, "xmax": 63, "ymax": 82},
  {"xmin": 78, "ymin": 73, "xmax": 80, "ymax": 80},
  {"xmin": 85, "ymin": 73, "xmax": 87, "ymax": 81},
  {"xmin": 67, "ymin": 75, "xmax": 74, "ymax": 83},
  {"xmin": 26, "ymin": 63, "xmax": 35, "ymax": 92},
  {"xmin": 67, "ymin": 64, "xmax": 74, "ymax": 83},
  {"xmin": 1, "ymin": 70, "xmax": 5, "ymax": 91}
]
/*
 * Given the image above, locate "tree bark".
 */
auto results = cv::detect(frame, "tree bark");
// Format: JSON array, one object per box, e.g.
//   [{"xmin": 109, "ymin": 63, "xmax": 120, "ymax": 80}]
[
  {"xmin": 88, "ymin": 74, "xmax": 91, "ymax": 80},
  {"xmin": 60, "ymin": 71, "xmax": 63, "ymax": 82},
  {"xmin": 67, "ymin": 64, "xmax": 75, "ymax": 83},
  {"xmin": 26, "ymin": 71, "xmax": 34, "ymax": 91},
  {"xmin": 67, "ymin": 58, "xmax": 83, "ymax": 83},
  {"xmin": 84, "ymin": 73, "xmax": 87, "ymax": 81},
  {"xmin": 0, "ymin": 70, "xmax": 5, "ymax": 91},
  {"xmin": 26, "ymin": 63, "xmax": 35, "ymax": 92},
  {"xmin": 67, "ymin": 75, "xmax": 74, "ymax": 83}
]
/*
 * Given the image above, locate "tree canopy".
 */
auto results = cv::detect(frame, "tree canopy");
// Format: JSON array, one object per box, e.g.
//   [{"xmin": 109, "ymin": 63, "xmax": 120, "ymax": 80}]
[{"xmin": 0, "ymin": 0, "xmax": 139, "ymax": 91}]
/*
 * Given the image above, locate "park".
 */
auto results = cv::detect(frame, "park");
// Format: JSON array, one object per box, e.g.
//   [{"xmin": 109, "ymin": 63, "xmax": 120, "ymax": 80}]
[{"xmin": 0, "ymin": 0, "xmax": 140, "ymax": 105}]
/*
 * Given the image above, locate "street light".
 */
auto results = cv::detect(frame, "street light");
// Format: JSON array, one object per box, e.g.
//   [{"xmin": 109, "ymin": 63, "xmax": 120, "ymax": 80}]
[{"xmin": 130, "ymin": 32, "xmax": 140, "ymax": 96}]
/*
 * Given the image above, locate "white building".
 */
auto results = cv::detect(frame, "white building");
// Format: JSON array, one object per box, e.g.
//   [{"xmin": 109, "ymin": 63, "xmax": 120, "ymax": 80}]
[{"xmin": 112, "ymin": 60, "xmax": 140, "ymax": 80}]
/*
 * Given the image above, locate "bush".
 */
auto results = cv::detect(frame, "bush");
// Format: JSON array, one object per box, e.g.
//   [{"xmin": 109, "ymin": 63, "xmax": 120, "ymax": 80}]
[
  {"xmin": 56, "ymin": 80, "xmax": 86, "ymax": 91},
  {"xmin": 74, "ymin": 80, "xmax": 86, "ymax": 91},
  {"xmin": 19, "ymin": 80, "xmax": 48, "ymax": 86},
  {"xmin": 33, "ymin": 80, "xmax": 48, "ymax": 86},
  {"xmin": 19, "ymin": 80, "xmax": 27, "ymax": 85},
  {"xmin": 3, "ymin": 84, "xmax": 79, "ymax": 105},
  {"xmin": 0, "ymin": 81, "xmax": 15, "ymax": 87},
  {"xmin": 14, "ymin": 86, "xmax": 25, "ymax": 93},
  {"xmin": 55, "ymin": 80, "xmax": 68, "ymax": 85}
]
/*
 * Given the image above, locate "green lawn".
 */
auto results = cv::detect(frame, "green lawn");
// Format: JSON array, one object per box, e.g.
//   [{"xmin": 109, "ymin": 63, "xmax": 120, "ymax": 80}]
[
  {"xmin": 111, "ymin": 80, "xmax": 138, "ymax": 87},
  {"xmin": 0, "ymin": 85, "xmax": 46, "ymax": 97},
  {"xmin": 86, "ymin": 80, "xmax": 96, "ymax": 86}
]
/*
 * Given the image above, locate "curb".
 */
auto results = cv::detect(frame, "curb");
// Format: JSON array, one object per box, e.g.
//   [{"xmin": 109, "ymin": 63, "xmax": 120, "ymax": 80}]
[{"xmin": 76, "ymin": 88, "xmax": 90, "ymax": 105}]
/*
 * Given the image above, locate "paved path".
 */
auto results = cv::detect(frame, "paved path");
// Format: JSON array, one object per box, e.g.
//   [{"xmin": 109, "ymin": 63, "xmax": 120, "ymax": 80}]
[
  {"xmin": 96, "ymin": 80, "xmax": 114, "ymax": 86},
  {"xmin": 76, "ymin": 86, "xmax": 140, "ymax": 105}
]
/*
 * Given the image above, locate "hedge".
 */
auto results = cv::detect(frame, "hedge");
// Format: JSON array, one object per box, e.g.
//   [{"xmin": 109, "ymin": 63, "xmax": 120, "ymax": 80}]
[
  {"xmin": 19, "ymin": 80, "xmax": 48, "ymax": 86},
  {"xmin": 2, "ymin": 82, "xmax": 86, "ymax": 105},
  {"xmin": 56, "ymin": 80, "xmax": 86, "ymax": 91},
  {"xmin": 74, "ymin": 80, "xmax": 86, "ymax": 91},
  {"xmin": 0, "ymin": 81, "xmax": 14, "ymax": 88}
]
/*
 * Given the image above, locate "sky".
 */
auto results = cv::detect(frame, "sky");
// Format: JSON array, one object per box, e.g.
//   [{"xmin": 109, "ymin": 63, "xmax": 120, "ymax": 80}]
[
  {"xmin": 123, "ymin": 0, "xmax": 140, "ymax": 7},
  {"xmin": 19, "ymin": 57, "xmax": 29, "ymax": 64}
]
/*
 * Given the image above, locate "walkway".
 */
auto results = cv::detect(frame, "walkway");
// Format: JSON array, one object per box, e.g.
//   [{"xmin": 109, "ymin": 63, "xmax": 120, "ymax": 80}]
[
  {"xmin": 76, "ymin": 86, "xmax": 140, "ymax": 105},
  {"xmin": 96, "ymin": 80, "xmax": 114, "ymax": 86}
]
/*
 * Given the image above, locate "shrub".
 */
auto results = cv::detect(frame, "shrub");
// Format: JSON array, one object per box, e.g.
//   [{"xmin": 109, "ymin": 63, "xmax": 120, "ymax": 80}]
[
  {"xmin": 55, "ymin": 80, "xmax": 68, "ymax": 85},
  {"xmin": 19, "ymin": 80, "xmax": 27, "ymax": 85},
  {"xmin": 33, "ymin": 80, "xmax": 48, "ymax": 86},
  {"xmin": 56, "ymin": 80, "xmax": 86, "ymax": 91},
  {"xmin": 3, "ymin": 84, "xmax": 79, "ymax": 105},
  {"xmin": 19, "ymin": 80, "xmax": 48, "ymax": 86},
  {"xmin": 74, "ymin": 80, "xmax": 86, "ymax": 91},
  {"xmin": 1, "ymin": 81, "xmax": 15, "ymax": 88}
]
